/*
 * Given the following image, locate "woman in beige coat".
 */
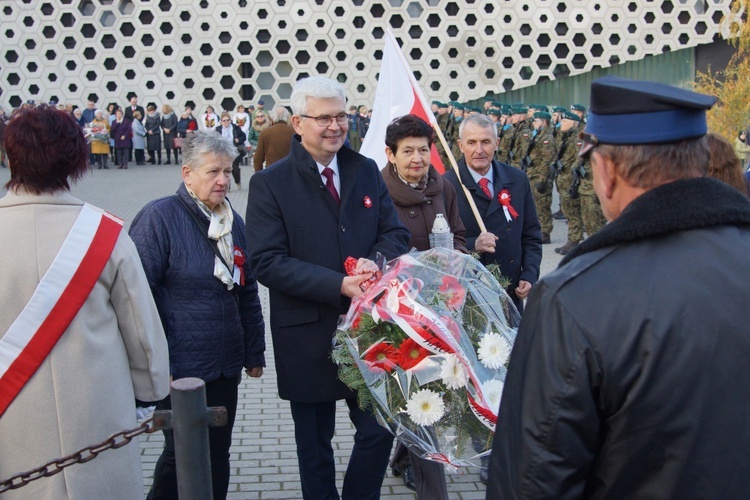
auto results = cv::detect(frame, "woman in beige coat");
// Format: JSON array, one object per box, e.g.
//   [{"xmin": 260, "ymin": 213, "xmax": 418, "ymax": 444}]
[{"xmin": 0, "ymin": 105, "xmax": 170, "ymax": 499}]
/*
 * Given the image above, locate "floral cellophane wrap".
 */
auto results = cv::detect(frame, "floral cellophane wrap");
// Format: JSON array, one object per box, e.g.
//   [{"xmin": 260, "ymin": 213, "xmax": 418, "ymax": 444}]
[{"xmin": 333, "ymin": 248, "xmax": 520, "ymax": 468}]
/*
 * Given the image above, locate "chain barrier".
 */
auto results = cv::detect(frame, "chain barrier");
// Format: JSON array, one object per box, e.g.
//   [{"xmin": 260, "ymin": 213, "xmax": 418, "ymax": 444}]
[{"xmin": 0, "ymin": 417, "xmax": 157, "ymax": 493}]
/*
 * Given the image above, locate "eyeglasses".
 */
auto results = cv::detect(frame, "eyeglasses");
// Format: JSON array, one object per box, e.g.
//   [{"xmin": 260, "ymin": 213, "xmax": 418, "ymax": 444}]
[
  {"xmin": 221, "ymin": 119, "xmax": 231, "ymax": 122},
  {"xmin": 300, "ymin": 112, "xmax": 349, "ymax": 127}
]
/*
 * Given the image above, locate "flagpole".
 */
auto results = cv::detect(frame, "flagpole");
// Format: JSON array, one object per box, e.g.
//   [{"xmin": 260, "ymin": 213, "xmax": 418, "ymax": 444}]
[{"xmin": 385, "ymin": 29, "xmax": 488, "ymax": 234}]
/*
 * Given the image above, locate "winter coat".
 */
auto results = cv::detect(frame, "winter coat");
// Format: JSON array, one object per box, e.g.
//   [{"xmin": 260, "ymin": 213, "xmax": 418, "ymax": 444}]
[
  {"xmin": 132, "ymin": 119, "xmax": 146, "ymax": 150},
  {"xmin": 253, "ymin": 121, "xmax": 295, "ymax": 171},
  {"xmin": 161, "ymin": 112, "xmax": 178, "ymax": 150},
  {"xmin": 246, "ymin": 137, "xmax": 409, "ymax": 402},
  {"xmin": 382, "ymin": 163, "xmax": 468, "ymax": 253},
  {"xmin": 0, "ymin": 189, "xmax": 169, "ymax": 500},
  {"xmin": 487, "ymin": 178, "xmax": 750, "ymax": 499},
  {"xmin": 444, "ymin": 159, "xmax": 542, "ymax": 311},
  {"xmin": 129, "ymin": 183, "xmax": 265, "ymax": 381},
  {"xmin": 145, "ymin": 112, "xmax": 162, "ymax": 151},
  {"xmin": 89, "ymin": 117, "xmax": 111, "ymax": 155},
  {"xmin": 176, "ymin": 117, "xmax": 198, "ymax": 138},
  {"xmin": 110, "ymin": 118, "xmax": 133, "ymax": 149}
]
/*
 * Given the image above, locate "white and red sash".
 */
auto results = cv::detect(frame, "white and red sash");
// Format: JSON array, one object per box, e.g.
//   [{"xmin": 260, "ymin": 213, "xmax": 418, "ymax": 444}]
[{"xmin": 0, "ymin": 204, "xmax": 123, "ymax": 416}]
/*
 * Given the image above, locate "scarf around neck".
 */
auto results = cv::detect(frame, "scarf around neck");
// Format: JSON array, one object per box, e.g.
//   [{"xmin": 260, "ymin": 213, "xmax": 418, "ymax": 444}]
[{"xmin": 186, "ymin": 186, "xmax": 236, "ymax": 289}]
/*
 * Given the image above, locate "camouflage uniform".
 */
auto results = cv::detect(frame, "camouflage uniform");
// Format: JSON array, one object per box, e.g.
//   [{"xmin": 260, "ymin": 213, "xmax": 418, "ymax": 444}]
[
  {"xmin": 451, "ymin": 117, "xmax": 463, "ymax": 162},
  {"xmin": 497, "ymin": 123, "xmax": 514, "ymax": 164},
  {"xmin": 436, "ymin": 112, "xmax": 452, "ymax": 169},
  {"xmin": 556, "ymin": 128, "xmax": 584, "ymax": 243},
  {"xmin": 577, "ymin": 160, "xmax": 607, "ymax": 235},
  {"xmin": 512, "ymin": 121, "xmax": 532, "ymax": 169},
  {"xmin": 526, "ymin": 125, "xmax": 557, "ymax": 235}
]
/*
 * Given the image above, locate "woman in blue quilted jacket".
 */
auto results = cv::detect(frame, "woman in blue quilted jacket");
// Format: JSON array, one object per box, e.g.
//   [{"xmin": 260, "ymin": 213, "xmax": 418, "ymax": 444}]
[{"xmin": 130, "ymin": 130, "xmax": 266, "ymax": 500}]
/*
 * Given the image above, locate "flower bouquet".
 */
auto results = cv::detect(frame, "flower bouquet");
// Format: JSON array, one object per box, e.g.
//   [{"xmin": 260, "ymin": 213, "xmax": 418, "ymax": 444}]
[{"xmin": 333, "ymin": 248, "xmax": 520, "ymax": 467}]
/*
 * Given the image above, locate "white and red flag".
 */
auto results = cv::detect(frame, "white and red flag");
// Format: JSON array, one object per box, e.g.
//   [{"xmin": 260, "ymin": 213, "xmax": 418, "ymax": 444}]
[{"xmin": 359, "ymin": 29, "xmax": 446, "ymax": 173}]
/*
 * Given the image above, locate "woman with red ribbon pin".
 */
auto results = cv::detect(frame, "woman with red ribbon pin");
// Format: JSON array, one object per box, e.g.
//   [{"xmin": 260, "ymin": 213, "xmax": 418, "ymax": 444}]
[{"xmin": 129, "ymin": 130, "xmax": 266, "ymax": 500}]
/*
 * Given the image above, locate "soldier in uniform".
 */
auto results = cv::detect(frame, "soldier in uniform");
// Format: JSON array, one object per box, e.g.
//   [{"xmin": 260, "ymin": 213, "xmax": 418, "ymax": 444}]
[
  {"xmin": 570, "ymin": 113, "xmax": 607, "ymax": 236},
  {"xmin": 554, "ymin": 112, "xmax": 585, "ymax": 255},
  {"xmin": 512, "ymin": 107, "xmax": 532, "ymax": 170},
  {"xmin": 551, "ymin": 106, "xmax": 565, "ymax": 140},
  {"xmin": 497, "ymin": 106, "xmax": 515, "ymax": 165},
  {"xmin": 571, "ymin": 103, "xmax": 586, "ymax": 123},
  {"xmin": 450, "ymin": 104, "xmax": 465, "ymax": 162},
  {"xmin": 525, "ymin": 111, "xmax": 557, "ymax": 244},
  {"xmin": 435, "ymin": 102, "xmax": 453, "ymax": 169}
]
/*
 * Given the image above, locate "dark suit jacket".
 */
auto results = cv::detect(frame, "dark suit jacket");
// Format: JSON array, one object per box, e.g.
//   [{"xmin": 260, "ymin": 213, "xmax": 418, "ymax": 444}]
[
  {"xmin": 124, "ymin": 104, "xmax": 145, "ymax": 123},
  {"xmin": 253, "ymin": 121, "xmax": 296, "ymax": 172},
  {"xmin": 215, "ymin": 124, "xmax": 247, "ymax": 156},
  {"xmin": 444, "ymin": 159, "xmax": 542, "ymax": 310},
  {"xmin": 246, "ymin": 137, "xmax": 409, "ymax": 402}
]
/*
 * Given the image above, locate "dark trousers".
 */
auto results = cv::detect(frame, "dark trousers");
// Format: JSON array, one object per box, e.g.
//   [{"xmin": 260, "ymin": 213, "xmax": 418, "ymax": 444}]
[
  {"xmin": 135, "ymin": 149, "xmax": 145, "ymax": 165},
  {"xmin": 391, "ymin": 441, "xmax": 449, "ymax": 499},
  {"xmin": 115, "ymin": 147, "xmax": 129, "ymax": 168},
  {"xmin": 232, "ymin": 156, "xmax": 242, "ymax": 185},
  {"xmin": 290, "ymin": 398, "xmax": 394, "ymax": 500},
  {"xmin": 147, "ymin": 375, "xmax": 240, "ymax": 500}
]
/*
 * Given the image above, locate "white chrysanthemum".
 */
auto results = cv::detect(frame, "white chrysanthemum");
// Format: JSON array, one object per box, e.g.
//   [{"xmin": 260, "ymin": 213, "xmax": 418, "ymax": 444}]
[
  {"xmin": 440, "ymin": 354, "xmax": 469, "ymax": 390},
  {"xmin": 406, "ymin": 389, "xmax": 446, "ymax": 426},
  {"xmin": 477, "ymin": 333, "xmax": 512, "ymax": 369},
  {"xmin": 482, "ymin": 379, "xmax": 505, "ymax": 411}
]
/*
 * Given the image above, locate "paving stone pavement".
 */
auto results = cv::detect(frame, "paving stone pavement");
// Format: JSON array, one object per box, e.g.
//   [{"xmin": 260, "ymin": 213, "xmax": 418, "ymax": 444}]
[{"xmin": 0, "ymin": 163, "xmax": 568, "ymax": 499}]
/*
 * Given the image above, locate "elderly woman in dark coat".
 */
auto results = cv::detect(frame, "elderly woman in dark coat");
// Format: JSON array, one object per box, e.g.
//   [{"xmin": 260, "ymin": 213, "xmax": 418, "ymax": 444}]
[
  {"xmin": 382, "ymin": 114, "xmax": 468, "ymax": 253},
  {"xmin": 109, "ymin": 108, "xmax": 132, "ymax": 169},
  {"xmin": 381, "ymin": 114, "xmax": 468, "ymax": 500},
  {"xmin": 145, "ymin": 104, "xmax": 162, "ymax": 165},
  {"xmin": 160, "ymin": 104, "xmax": 178, "ymax": 165},
  {"xmin": 129, "ymin": 130, "xmax": 265, "ymax": 500}
]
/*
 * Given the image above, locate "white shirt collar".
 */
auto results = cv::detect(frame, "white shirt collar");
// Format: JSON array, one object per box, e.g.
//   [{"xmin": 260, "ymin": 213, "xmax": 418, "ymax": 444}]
[{"xmin": 467, "ymin": 166, "xmax": 493, "ymax": 194}]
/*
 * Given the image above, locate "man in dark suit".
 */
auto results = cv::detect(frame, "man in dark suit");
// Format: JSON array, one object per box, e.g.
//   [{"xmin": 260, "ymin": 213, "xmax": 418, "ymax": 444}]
[
  {"xmin": 444, "ymin": 113, "xmax": 542, "ymax": 315},
  {"xmin": 253, "ymin": 106, "xmax": 296, "ymax": 172},
  {"xmin": 246, "ymin": 76, "xmax": 409, "ymax": 500}
]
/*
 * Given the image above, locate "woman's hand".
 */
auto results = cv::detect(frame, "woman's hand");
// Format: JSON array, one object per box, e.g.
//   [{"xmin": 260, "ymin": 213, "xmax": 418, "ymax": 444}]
[{"xmin": 245, "ymin": 367, "xmax": 263, "ymax": 378}]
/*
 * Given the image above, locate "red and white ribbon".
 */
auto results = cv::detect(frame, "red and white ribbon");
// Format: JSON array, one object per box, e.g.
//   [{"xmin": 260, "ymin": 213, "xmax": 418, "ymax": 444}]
[{"xmin": 0, "ymin": 204, "xmax": 122, "ymax": 416}]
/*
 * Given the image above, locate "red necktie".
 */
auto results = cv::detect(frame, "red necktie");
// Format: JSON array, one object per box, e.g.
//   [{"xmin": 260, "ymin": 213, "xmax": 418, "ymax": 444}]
[
  {"xmin": 478, "ymin": 177, "xmax": 492, "ymax": 199},
  {"xmin": 322, "ymin": 167, "xmax": 340, "ymax": 205}
]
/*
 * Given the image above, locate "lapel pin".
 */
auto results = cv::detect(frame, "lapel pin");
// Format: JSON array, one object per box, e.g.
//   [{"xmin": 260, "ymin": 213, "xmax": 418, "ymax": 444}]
[{"xmin": 363, "ymin": 195, "xmax": 373, "ymax": 208}]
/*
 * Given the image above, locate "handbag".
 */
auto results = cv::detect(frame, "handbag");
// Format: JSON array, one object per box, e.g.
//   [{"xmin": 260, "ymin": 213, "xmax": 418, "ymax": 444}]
[{"xmin": 174, "ymin": 137, "xmax": 184, "ymax": 149}]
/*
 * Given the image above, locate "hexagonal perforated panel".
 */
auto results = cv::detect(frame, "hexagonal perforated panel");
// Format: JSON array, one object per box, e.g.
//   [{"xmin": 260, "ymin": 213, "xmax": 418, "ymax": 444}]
[{"xmin": 0, "ymin": 1, "xmax": 734, "ymax": 111}]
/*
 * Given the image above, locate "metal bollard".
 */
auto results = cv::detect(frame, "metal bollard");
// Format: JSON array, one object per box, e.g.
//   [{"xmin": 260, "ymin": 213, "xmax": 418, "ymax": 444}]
[{"xmin": 152, "ymin": 377, "xmax": 228, "ymax": 500}]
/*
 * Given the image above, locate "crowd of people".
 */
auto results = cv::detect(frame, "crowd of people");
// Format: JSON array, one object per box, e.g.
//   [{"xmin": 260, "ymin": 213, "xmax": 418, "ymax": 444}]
[{"xmin": 2, "ymin": 72, "xmax": 750, "ymax": 500}]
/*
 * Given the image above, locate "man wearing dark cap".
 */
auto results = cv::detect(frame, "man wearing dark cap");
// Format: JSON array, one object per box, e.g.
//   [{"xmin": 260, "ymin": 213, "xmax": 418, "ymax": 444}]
[
  {"xmin": 553, "ymin": 111, "xmax": 585, "ymax": 255},
  {"xmin": 486, "ymin": 76, "xmax": 750, "ymax": 498},
  {"xmin": 523, "ymin": 111, "xmax": 556, "ymax": 244}
]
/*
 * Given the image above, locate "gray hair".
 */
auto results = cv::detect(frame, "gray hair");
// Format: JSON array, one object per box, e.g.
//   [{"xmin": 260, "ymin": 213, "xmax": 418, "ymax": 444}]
[
  {"xmin": 290, "ymin": 77, "xmax": 346, "ymax": 116},
  {"xmin": 182, "ymin": 130, "xmax": 238, "ymax": 168},
  {"xmin": 595, "ymin": 137, "xmax": 708, "ymax": 189},
  {"xmin": 459, "ymin": 113, "xmax": 498, "ymax": 142},
  {"xmin": 270, "ymin": 106, "xmax": 291, "ymax": 123}
]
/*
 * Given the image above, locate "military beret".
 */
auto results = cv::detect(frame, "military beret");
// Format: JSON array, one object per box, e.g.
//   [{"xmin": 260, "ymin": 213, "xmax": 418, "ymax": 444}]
[
  {"xmin": 535, "ymin": 105, "xmax": 550, "ymax": 113},
  {"xmin": 437, "ymin": 101, "xmax": 449, "ymax": 109},
  {"xmin": 453, "ymin": 103, "xmax": 465, "ymax": 110},
  {"xmin": 484, "ymin": 96, "xmax": 495, "ymax": 101},
  {"xmin": 580, "ymin": 75, "xmax": 716, "ymax": 157},
  {"xmin": 513, "ymin": 106, "xmax": 528, "ymax": 115},
  {"xmin": 432, "ymin": 100, "xmax": 441, "ymax": 105},
  {"xmin": 553, "ymin": 106, "xmax": 566, "ymax": 114},
  {"xmin": 562, "ymin": 111, "xmax": 581, "ymax": 122},
  {"xmin": 492, "ymin": 100, "xmax": 503, "ymax": 108},
  {"xmin": 448, "ymin": 101, "xmax": 459, "ymax": 107},
  {"xmin": 534, "ymin": 111, "xmax": 552, "ymax": 121},
  {"xmin": 500, "ymin": 106, "xmax": 511, "ymax": 115},
  {"xmin": 487, "ymin": 109, "xmax": 502, "ymax": 116},
  {"xmin": 571, "ymin": 103, "xmax": 586, "ymax": 112}
]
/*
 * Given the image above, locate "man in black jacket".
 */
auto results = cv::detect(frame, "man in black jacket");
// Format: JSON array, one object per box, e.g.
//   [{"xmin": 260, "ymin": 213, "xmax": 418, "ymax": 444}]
[
  {"xmin": 487, "ymin": 76, "xmax": 750, "ymax": 499},
  {"xmin": 246, "ymin": 76, "xmax": 409, "ymax": 500}
]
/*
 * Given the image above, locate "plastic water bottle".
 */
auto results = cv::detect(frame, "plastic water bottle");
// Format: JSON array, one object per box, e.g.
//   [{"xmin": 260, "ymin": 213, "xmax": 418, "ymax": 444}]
[{"xmin": 429, "ymin": 213, "xmax": 454, "ymax": 250}]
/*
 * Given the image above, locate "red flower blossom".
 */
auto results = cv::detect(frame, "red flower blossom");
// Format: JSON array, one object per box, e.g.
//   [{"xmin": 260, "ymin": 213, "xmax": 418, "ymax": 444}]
[
  {"xmin": 439, "ymin": 275, "xmax": 466, "ymax": 311},
  {"xmin": 395, "ymin": 338, "xmax": 430, "ymax": 370},
  {"xmin": 363, "ymin": 342, "xmax": 397, "ymax": 372}
]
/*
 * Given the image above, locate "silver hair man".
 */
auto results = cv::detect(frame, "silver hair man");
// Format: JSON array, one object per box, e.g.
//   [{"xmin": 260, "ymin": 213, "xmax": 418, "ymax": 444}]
[{"xmin": 290, "ymin": 76, "xmax": 347, "ymax": 116}]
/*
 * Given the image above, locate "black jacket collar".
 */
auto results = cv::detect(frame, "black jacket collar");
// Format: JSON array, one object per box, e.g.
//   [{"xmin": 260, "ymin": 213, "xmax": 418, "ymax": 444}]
[{"xmin": 561, "ymin": 177, "xmax": 750, "ymax": 266}]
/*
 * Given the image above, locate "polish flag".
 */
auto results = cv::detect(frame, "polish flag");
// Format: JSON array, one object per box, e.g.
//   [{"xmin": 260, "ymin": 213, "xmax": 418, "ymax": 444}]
[{"xmin": 359, "ymin": 29, "xmax": 446, "ymax": 174}]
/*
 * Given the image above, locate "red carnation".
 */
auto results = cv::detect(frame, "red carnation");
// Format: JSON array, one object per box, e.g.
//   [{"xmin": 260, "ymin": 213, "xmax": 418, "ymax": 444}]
[
  {"xmin": 395, "ymin": 338, "xmax": 430, "ymax": 370},
  {"xmin": 363, "ymin": 342, "xmax": 397, "ymax": 373},
  {"xmin": 439, "ymin": 275, "xmax": 466, "ymax": 311}
]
